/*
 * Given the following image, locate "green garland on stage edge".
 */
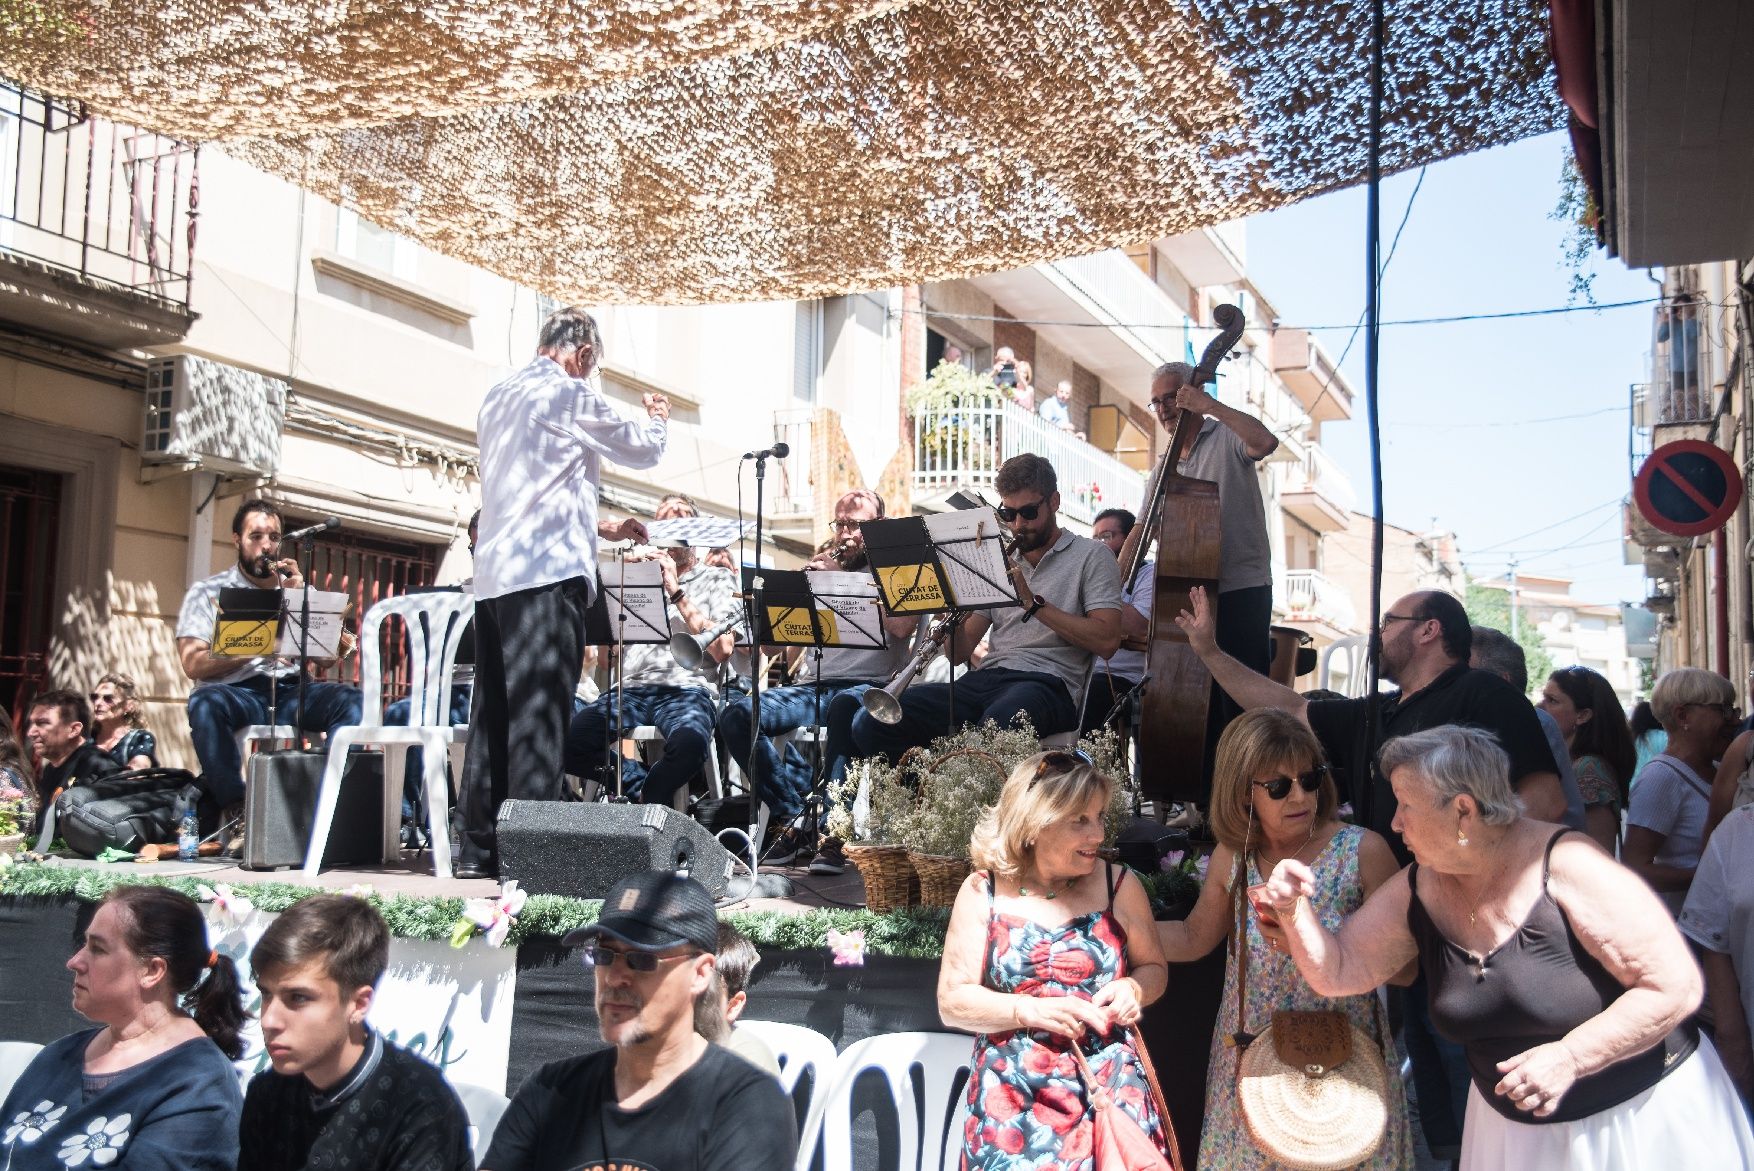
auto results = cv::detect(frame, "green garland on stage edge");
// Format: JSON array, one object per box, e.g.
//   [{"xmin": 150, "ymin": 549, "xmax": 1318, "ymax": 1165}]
[{"xmin": 0, "ymin": 859, "xmax": 1196, "ymax": 959}]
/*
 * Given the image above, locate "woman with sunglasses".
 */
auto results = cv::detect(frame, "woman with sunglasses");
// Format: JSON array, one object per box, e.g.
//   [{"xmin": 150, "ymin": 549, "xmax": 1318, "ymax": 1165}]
[
  {"xmin": 1260, "ymin": 724, "xmax": 1753, "ymax": 1170},
  {"xmin": 1625, "ymin": 668, "xmax": 1739, "ymax": 914},
  {"xmin": 1537, "ymin": 666, "xmax": 1635, "ymax": 854},
  {"xmin": 938, "ymin": 750, "xmax": 1173, "ymax": 1169},
  {"xmin": 1154, "ymin": 709, "xmax": 1412, "ymax": 1170},
  {"xmin": 88, "ymin": 673, "xmax": 157, "ymax": 771}
]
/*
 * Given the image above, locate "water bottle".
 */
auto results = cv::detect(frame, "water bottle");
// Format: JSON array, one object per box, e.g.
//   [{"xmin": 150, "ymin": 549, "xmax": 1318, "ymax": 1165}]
[{"xmin": 178, "ymin": 804, "xmax": 199, "ymax": 861}]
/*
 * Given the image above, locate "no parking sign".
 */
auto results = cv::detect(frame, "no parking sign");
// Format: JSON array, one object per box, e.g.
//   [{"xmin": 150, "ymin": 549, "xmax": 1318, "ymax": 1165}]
[{"xmin": 1633, "ymin": 440, "xmax": 1744, "ymax": 537}]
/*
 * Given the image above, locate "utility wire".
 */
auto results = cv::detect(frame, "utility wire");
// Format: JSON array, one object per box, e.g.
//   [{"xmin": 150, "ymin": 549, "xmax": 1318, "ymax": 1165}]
[
  {"xmin": 1468, "ymin": 496, "xmax": 1624, "ymax": 555},
  {"xmin": 1390, "ymin": 404, "xmax": 1626, "ymax": 428}
]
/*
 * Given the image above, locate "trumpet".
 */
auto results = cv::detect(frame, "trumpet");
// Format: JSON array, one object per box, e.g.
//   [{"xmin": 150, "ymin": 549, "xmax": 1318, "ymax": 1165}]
[
  {"xmin": 810, "ymin": 535, "xmax": 867, "ymax": 572},
  {"xmin": 669, "ymin": 613, "xmax": 746, "ymax": 669},
  {"xmin": 862, "ymin": 612, "xmax": 965, "ymax": 724}
]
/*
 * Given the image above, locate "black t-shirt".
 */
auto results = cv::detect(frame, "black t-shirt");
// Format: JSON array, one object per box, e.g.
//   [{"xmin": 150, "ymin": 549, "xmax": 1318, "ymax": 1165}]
[
  {"xmin": 238, "ymin": 1035, "xmax": 474, "ymax": 1171},
  {"xmin": 34, "ymin": 742, "xmax": 122, "ymax": 832},
  {"xmin": 482, "ymin": 1042, "xmax": 797, "ymax": 1171},
  {"xmin": 1306, "ymin": 663, "xmax": 1558, "ymax": 863}
]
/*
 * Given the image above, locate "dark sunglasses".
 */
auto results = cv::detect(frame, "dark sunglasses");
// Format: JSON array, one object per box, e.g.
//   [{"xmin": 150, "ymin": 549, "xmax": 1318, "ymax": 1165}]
[
  {"xmin": 88, "ymin": 693, "xmax": 116, "ymax": 704},
  {"xmin": 996, "ymin": 500, "xmax": 1045, "ymax": 522},
  {"xmin": 585, "ymin": 946, "xmax": 700, "ymax": 972},
  {"xmin": 1028, "ymin": 748, "xmax": 1093, "ymax": 788},
  {"xmin": 1251, "ymin": 766, "xmax": 1327, "ymax": 801}
]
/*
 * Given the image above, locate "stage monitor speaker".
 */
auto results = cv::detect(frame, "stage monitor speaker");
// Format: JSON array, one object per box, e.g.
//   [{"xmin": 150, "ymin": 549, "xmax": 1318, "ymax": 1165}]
[
  {"xmin": 497, "ymin": 800, "xmax": 738, "ymax": 900},
  {"xmin": 242, "ymin": 749, "xmax": 385, "ymax": 871}
]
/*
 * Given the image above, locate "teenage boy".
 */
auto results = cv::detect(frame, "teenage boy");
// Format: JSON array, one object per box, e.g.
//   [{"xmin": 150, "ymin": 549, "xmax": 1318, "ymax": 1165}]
[
  {"xmin": 239, "ymin": 894, "xmax": 474, "ymax": 1171},
  {"xmin": 692, "ymin": 922, "xmax": 779, "ymax": 1076}
]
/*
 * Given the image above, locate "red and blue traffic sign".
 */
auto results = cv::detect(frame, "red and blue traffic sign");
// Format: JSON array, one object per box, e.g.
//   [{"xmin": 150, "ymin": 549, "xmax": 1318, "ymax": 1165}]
[{"xmin": 1633, "ymin": 440, "xmax": 1743, "ymax": 538}]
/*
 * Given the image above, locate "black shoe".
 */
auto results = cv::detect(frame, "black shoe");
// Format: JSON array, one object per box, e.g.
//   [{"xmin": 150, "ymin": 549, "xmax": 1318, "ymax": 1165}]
[
  {"xmin": 761, "ymin": 826, "xmax": 812, "ymax": 867},
  {"xmin": 455, "ymin": 860, "xmax": 497, "ymax": 881},
  {"xmin": 808, "ymin": 839, "xmax": 846, "ymax": 876}
]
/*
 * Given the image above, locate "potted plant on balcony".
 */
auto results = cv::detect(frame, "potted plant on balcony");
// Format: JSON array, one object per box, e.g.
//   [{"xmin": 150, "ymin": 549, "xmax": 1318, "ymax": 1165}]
[{"xmin": 908, "ymin": 361, "xmax": 1007, "ymax": 475}]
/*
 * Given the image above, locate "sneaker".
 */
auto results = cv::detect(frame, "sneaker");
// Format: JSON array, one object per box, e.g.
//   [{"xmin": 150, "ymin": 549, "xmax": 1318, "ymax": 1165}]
[
  {"xmin": 761, "ymin": 826, "xmax": 812, "ymax": 866},
  {"xmin": 808, "ymin": 839, "xmax": 846, "ymax": 876}
]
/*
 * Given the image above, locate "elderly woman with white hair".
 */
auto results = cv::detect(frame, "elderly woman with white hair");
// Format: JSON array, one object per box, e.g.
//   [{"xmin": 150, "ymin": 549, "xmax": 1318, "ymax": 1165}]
[
  {"xmin": 1260, "ymin": 724, "xmax": 1754, "ymax": 1169},
  {"xmin": 938, "ymin": 750, "xmax": 1173, "ymax": 1169},
  {"xmin": 1625, "ymin": 667, "xmax": 1739, "ymax": 913}
]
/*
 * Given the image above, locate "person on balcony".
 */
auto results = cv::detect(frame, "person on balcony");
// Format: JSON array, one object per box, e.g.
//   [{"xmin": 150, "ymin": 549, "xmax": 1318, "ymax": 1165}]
[
  {"xmin": 719, "ymin": 488, "xmax": 920, "ymax": 873},
  {"xmin": 1084, "ymin": 507, "xmax": 1151, "ymax": 736},
  {"xmin": 1038, "ymin": 378, "xmax": 1088, "ymax": 441},
  {"xmin": 1120, "ymin": 360, "xmax": 1277, "ymax": 782},
  {"xmin": 1656, "ymin": 295, "xmax": 1701, "ymax": 416},
  {"xmin": 850, "ymin": 453, "xmax": 1122, "ymax": 762}
]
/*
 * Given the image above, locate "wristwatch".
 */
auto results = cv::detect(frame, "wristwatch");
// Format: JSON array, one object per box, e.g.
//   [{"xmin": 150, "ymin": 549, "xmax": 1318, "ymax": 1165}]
[
  {"xmin": 669, "ymin": 588, "xmax": 685, "ymax": 606},
  {"xmin": 1022, "ymin": 593, "xmax": 1047, "ymax": 622}
]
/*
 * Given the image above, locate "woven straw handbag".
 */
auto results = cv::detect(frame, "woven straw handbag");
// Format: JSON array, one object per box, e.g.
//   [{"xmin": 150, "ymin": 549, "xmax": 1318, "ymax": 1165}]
[{"xmin": 1229, "ymin": 860, "xmax": 1388, "ymax": 1171}]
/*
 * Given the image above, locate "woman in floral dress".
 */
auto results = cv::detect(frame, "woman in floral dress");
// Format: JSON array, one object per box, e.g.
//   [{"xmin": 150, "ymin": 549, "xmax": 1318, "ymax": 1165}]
[
  {"xmin": 939, "ymin": 751, "xmax": 1173, "ymax": 1169},
  {"xmin": 1155, "ymin": 710, "xmax": 1412, "ymax": 1170},
  {"xmin": 1538, "ymin": 666, "xmax": 1636, "ymax": 854},
  {"xmin": 1, "ymin": 885, "xmax": 245, "ymax": 1170}
]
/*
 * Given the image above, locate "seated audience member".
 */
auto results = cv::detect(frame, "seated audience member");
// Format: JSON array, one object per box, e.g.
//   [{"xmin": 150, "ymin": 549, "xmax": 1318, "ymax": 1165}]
[
  {"xmin": 565, "ymin": 525, "xmax": 739, "ymax": 807},
  {"xmin": 88, "ymin": 672, "xmax": 157, "ymax": 769},
  {"xmin": 721, "ymin": 489, "xmax": 917, "ymax": 870},
  {"xmin": 1538, "ymin": 664, "xmax": 1637, "ymax": 853},
  {"xmin": 1681, "ymin": 803, "xmax": 1754, "ymax": 1103},
  {"xmin": 693, "ymin": 922, "xmax": 780, "ymax": 1076},
  {"xmin": 23, "ymin": 689, "xmax": 120, "ymax": 833},
  {"xmin": 0, "ymin": 709, "xmax": 33, "ymax": 823},
  {"xmin": 1469, "ymin": 625, "xmax": 1586, "ymax": 831},
  {"xmin": 176, "ymin": 498, "xmax": 364, "ymax": 810},
  {"xmin": 482, "ymin": 872, "xmax": 797, "ymax": 1171},
  {"xmin": 240, "ymin": 894, "xmax": 473, "ymax": 1171},
  {"xmin": 1083, "ymin": 507, "xmax": 1150, "ymax": 736},
  {"xmin": 850, "ymin": 454, "xmax": 1121, "ymax": 763},
  {"xmin": 0, "ymin": 885, "xmax": 245, "ymax": 1170},
  {"xmin": 1626, "ymin": 667, "xmax": 1738, "ymax": 914}
]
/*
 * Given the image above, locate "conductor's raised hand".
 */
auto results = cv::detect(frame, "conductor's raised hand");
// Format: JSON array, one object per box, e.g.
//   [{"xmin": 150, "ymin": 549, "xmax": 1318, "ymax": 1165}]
[
  {"xmin": 600, "ymin": 517, "xmax": 649, "ymax": 545},
  {"xmin": 1173, "ymin": 585, "xmax": 1218, "ymax": 655},
  {"xmin": 643, "ymin": 392, "xmax": 670, "ymax": 422}
]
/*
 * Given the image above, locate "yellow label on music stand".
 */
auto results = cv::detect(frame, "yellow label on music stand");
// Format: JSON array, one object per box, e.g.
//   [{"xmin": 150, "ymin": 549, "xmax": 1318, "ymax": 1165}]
[
  {"xmin": 877, "ymin": 564, "xmax": 944, "ymax": 612},
  {"xmin": 766, "ymin": 607, "xmax": 842, "ymax": 645},
  {"xmin": 214, "ymin": 620, "xmax": 277, "ymax": 656}
]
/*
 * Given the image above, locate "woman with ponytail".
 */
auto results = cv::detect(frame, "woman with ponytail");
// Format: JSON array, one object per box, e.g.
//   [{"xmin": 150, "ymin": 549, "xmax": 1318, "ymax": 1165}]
[{"xmin": 0, "ymin": 885, "xmax": 245, "ymax": 1169}]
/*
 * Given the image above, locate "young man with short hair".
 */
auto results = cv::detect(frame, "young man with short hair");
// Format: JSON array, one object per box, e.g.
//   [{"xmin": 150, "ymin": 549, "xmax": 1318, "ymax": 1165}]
[
  {"xmin": 239, "ymin": 894, "xmax": 473, "ymax": 1171},
  {"xmin": 692, "ymin": 922, "xmax": 779, "ymax": 1076},
  {"xmin": 482, "ymin": 872, "xmax": 796, "ymax": 1171}
]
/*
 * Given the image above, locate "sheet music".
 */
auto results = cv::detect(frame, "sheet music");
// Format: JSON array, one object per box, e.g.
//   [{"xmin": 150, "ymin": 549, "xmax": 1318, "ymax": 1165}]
[
  {"xmin": 923, "ymin": 508, "xmax": 1018, "ymax": 607},
  {"xmin": 804, "ymin": 569, "xmax": 884, "ymax": 648},
  {"xmin": 647, "ymin": 516, "xmax": 749, "ymax": 549},
  {"xmin": 275, "ymin": 589, "xmax": 350, "ymax": 657},
  {"xmin": 597, "ymin": 558, "xmax": 671, "ymax": 643}
]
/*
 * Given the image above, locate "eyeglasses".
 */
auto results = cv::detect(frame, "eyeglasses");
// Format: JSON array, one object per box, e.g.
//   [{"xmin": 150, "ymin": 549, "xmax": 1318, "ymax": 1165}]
[
  {"xmin": 585, "ymin": 946, "xmax": 701, "ymax": 973},
  {"xmin": 1027, "ymin": 748, "xmax": 1093, "ymax": 789},
  {"xmin": 1148, "ymin": 393, "xmax": 1177, "ymax": 411},
  {"xmin": 1251, "ymin": 766, "xmax": 1327, "ymax": 801},
  {"xmin": 1093, "ymin": 530, "xmax": 1125, "ymax": 543},
  {"xmin": 830, "ymin": 518, "xmax": 862, "ymax": 532},
  {"xmin": 1377, "ymin": 613, "xmax": 1425, "ymax": 630},
  {"xmin": 996, "ymin": 500, "xmax": 1045, "ymax": 523}
]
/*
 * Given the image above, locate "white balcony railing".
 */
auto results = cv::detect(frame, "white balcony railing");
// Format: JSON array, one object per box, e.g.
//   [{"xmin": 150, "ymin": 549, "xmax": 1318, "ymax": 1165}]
[
  {"xmin": 1046, "ymin": 251, "xmax": 1185, "ymax": 368},
  {"xmin": 912, "ymin": 396, "xmax": 1145, "ymax": 526},
  {"xmin": 1291, "ymin": 443, "xmax": 1358, "ymax": 515},
  {"xmin": 1281, "ymin": 568, "xmax": 1358, "ymax": 630},
  {"xmin": 769, "ymin": 408, "xmax": 815, "ymax": 516}
]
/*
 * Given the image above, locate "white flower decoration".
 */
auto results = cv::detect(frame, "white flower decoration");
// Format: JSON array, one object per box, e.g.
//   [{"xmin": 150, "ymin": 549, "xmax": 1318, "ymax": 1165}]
[
  {"xmin": 195, "ymin": 882, "xmax": 254, "ymax": 924},
  {"xmin": 4, "ymin": 1100, "xmax": 66, "ymax": 1144},
  {"xmin": 457, "ymin": 880, "xmax": 528, "ymax": 948},
  {"xmin": 56, "ymin": 1113, "xmax": 129, "ymax": 1167},
  {"xmin": 340, "ymin": 883, "xmax": 375, "ymax": 900}
]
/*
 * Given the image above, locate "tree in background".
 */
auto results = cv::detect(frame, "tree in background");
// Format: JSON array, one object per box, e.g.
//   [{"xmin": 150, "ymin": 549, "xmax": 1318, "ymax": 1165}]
[{"xmin": 1464, "ymin": 578, "xmax": 1554, "ymax": 694}]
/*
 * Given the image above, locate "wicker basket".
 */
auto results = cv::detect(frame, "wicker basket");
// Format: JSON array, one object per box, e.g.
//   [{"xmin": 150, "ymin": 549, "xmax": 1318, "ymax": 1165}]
[
  {"xmin": 908, "ymin": 850, "xmax": 972, "ymax": 907},
  {"xmin": 844, "ymin": 843, "xmax": 917, "ymax": 913}
]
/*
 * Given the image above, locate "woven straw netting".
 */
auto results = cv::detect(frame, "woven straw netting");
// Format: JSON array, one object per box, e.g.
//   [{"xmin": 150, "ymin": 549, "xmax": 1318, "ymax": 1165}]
[{"xmin": 2, "ymin": 1, "xmax": 1562, "ymax": 305}]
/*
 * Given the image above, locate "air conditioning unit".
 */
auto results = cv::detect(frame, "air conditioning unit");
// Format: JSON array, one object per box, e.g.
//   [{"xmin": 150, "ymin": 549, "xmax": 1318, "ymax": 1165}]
[{"xmin": 141, "ymin": 355, "xmax": 286, "ymax": 476}]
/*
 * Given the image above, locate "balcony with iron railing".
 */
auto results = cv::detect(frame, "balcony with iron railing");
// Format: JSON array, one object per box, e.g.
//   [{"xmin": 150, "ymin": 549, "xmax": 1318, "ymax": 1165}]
[
  {"xmin": 0, "ymin": 79, "xmax": 198, "ymax": 347},
  {"xmin": 911, "ymin": 395, "xmax": 1145, "ymax": 527},
  {"xmin": 1279, "ymin": 568, "xmax": 1359, "ymax": 632},
  {"xmin": 1281, "ymin": 442, "xmax": 1357, "ymax": 532}
]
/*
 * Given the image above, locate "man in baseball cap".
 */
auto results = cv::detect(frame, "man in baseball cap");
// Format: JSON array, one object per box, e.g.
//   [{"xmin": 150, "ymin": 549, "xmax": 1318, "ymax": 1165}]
[{"xmin": 480, "ymin": 872, "xmax": 797, "ymax": 1171}]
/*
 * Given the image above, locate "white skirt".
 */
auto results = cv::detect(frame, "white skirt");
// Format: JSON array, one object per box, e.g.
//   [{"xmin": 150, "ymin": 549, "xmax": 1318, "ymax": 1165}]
[{"xmin": 1459, "ymin": 1034, "xmax": 1754, "ymax": 1170}]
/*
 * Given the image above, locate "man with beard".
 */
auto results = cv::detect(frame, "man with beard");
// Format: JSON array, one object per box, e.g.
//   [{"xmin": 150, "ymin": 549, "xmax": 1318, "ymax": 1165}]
[
  {"xmin": 480, "ymin": 872, "xmax": 796, "ymax": 1171},
  {"xmin": 849, "ymin": 453, "xmax": 1122, "ymax": 762},
  {"xmin": 175, "ymin": 498, "xmax": 362, "ymax": 809}
]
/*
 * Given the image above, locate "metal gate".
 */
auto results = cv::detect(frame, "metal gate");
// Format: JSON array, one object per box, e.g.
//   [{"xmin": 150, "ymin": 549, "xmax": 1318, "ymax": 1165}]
[
  {"xmin": 0, "ymin": 465, "xmax": 62, "ymax": 727},
  {"xmin": 295, "ymin": 523, "xmax": 442, "ymax": 707}
]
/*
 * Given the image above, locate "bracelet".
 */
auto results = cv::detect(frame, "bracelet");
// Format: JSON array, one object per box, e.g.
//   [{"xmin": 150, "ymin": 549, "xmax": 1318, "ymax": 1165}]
[{"xmin": 669, "ymin": 588, "xmax": 685, "ymax": 605}]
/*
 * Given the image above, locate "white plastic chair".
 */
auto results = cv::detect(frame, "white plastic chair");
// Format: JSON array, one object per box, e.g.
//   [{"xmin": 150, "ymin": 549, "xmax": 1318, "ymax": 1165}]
[
  {"xmin": 797, "ymin": 1031, "xmax": 975, "ymax": 1171},
  {"xmin": 0, "ymin": 1040, "xmax": 44, "ymax": 1106},
  {"xmin": 1318, "ymin": 634, "xmax": 1370, "ymax": 697},
  {"xmin": 303, "ymin": 592, "xmax": 473, "ymax": 879},
  {"xmin": 448, "ymin": 1079, "xmax": 510, "ymax": 1167},
  {"xmin": 735, "ymin": 1020, "xmax": 839, "ymax": 1132}
]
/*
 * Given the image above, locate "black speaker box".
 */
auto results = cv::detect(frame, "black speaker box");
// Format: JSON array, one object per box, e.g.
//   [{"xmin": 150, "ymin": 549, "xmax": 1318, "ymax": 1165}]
[
  {"xmin": 242, "ymin": 750, "xmax": 386, "ymax": 871},
  {"xmin": 497, "ymin": 800, "xmax": 738, "ymax": 899}
]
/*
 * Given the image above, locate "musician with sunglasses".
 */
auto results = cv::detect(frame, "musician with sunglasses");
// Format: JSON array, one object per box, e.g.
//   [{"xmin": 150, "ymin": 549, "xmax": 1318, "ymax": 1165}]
[
  {"xmin": 849, "ymin": 454, "xmax": 1123, "ymax": 762},
  {"xmin": 481, "ymin": 871, "xmax": 797, "ymax": 1171}
]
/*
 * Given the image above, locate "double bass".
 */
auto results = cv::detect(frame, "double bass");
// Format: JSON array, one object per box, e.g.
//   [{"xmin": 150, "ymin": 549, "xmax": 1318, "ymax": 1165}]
[{"xmin": 1125, "ymin": 304, "xmax": 1247, "ymax": 803}]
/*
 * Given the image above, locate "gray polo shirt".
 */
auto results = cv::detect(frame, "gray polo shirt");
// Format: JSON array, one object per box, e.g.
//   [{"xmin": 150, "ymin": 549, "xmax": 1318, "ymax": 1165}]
[
  {"xmin": 1176, "ymin": 417, "xmax": 1271, "ymax": 593},
  {"xmin": 980, "ymin": 531, "xmax": 1123, "ymax": 704},
  {"xmin": 802, "ymin": 619, "xmax": 916, "ymax": 684}
]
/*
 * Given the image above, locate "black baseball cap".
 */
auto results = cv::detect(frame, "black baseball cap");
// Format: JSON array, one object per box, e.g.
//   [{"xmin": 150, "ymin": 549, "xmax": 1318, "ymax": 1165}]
[{"xmin": 562, "ymin": 871, "xmax": 719, "ymax": 954}]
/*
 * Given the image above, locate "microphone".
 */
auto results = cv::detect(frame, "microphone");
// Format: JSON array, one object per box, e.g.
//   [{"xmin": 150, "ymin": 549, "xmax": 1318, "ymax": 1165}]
[
  {"xmin": 284, "ymin": 517, "xmax": 340, "ymax": 542},
  {"xmin": 743, "ymin": 442, "xmax": 790, "ymax": 460}
]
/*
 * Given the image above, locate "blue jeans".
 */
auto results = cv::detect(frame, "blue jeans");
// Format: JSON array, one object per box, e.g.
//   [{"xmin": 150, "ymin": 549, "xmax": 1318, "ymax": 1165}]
[
  {"xmin": 384, "ymin": 685, "xmax": 473, "ymax": 821},
  {"xmin": 187, "ymin": 675, "xmax": 365, "ymax": 807},
  {"xmin": 1400, "ymin": 976, "xmax": 1470, "ymax": 1157},
  {"xmin": 564, "ymin": 686, "xmax": 717, "ymax": 806},
  {"xmin": 848, "ymin": 666, "xmax": 1075, "ymax": 763},
  {"xmin": 720, "ymin": 679, "xmax": 867, "ymax": 820}
]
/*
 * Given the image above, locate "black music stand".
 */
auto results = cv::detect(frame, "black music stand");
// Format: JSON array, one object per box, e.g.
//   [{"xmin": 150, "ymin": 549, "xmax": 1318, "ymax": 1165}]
[{"xmin": 588, "ymin": 557, "xmax": 671, "ymax": 799}]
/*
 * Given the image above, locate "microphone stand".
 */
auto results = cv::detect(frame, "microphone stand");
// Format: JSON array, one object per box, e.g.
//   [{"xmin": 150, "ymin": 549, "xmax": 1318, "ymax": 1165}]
[
  {"xmin": 293, "ymin": 537, "xmax": 317, "ymax": 751},
  {"xmin": 745, "ymin": 453, "xmax": 769, "ymax": 836}
]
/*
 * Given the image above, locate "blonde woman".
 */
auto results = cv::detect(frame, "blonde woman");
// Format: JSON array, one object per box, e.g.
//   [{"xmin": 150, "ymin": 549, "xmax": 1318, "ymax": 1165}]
[
  {"xmin": 1155, "ymin": 709, "xmax": 1412, "ymax": 1170},
  {"xmin": 939, "ymin": 751, "xmax": 1171, "ymax": 1169},
  {"xmin": 89, "ymin": 672, "xmax": 157, "ymax": 770},
  {"xmin": 1625, "ymin": 667, "xmax": 1739, "ymax": 913}
]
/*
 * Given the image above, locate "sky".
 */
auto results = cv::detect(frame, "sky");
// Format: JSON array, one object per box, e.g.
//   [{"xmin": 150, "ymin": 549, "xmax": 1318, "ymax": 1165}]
[{"xmin": 1242, "ymin": 130, "xmax": 1655, "ymax": 609}]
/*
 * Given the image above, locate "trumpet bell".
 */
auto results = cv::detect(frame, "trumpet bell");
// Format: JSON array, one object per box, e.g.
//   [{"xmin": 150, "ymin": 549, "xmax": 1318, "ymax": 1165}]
[
  {"xmin": 669, "ymin": 630, "xmax": 708, "ymax": 669},
  {"xmin": 861, "ymin": 686, "xmax": 904, "ymax": 725}
]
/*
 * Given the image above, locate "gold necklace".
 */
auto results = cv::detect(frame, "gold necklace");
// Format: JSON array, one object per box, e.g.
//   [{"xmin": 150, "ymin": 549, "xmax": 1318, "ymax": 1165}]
[{"xmin": 1253, "ymin": 819, "xmax": 1318, "ymax": 875}]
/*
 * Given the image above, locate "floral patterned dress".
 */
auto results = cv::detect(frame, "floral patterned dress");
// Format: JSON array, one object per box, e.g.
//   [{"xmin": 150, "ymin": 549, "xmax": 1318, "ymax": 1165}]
[
  {"xmin": 1573, "ymin": 753, "xmax": 1622, "ymax": 817},
  {"xmin": 1199, "ymin": 825, "xmax": 1412, "ymax": 1171},
  {"xmin": 962, "ymin": 866, "xmax": 1169, "ymax": 1170}
]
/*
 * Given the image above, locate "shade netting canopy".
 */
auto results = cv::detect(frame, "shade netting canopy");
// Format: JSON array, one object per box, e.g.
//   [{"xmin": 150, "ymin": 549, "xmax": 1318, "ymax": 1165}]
[{"xmin": 1, "ymin": 1, "xmax": 1562, "ymax": 304}]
